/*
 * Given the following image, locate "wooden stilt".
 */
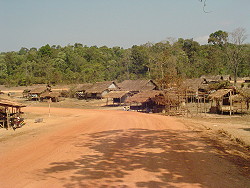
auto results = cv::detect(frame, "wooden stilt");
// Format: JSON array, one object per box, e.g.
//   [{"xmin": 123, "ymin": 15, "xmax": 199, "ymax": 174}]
[{"xmin": 229, "ymin": 91, "xmax": 232, "ymax": 116}]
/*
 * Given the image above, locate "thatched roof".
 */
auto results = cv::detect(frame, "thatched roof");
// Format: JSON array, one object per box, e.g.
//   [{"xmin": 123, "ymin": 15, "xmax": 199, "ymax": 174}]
[
  {"xmin": 29, "ymin": 88, "xmax": 47, "ymax": 94},
  {"xmin": 230, "ymin": 94, "xmax": 245, "ymax": 102},
  {"xmin": 118, "ymin": 80, "xmax": 157, "ymax": 92},
  {"xmin": 153, "ymin": 93, "xmax": 184, "ymax": 106},
  {"xmin": 85, "ymin": 81, "xmax": 118, "ymax": 94},
  {"xmin": 103, "ymin": 91, "xmax": 130, "ymax": 99},
  {"xmin": 182, "ymin": 78, "xmax": 204, "ymax": 92},
  {"xmin": 201, "ymin": 75, "xmax": 223, "ymax": 82},
  {"xmin": 238, "ymin": 88, "xmax": 250, "ymax": 99},
  {"xmin": 75, "ymin": 83, "xmax": 94, "ymax": 92},
  {"xmin": 126, "ymin": 91, "xmax": 162, "ymax": 103},
  {"xmin": 209, "ymin": 89, "xmax": 233, "ymax": 99},
  {"xmin": 40, "ymin": 91, "xmax": 60, "ymax": 98},
  {"xmin": 0, "ymin": 99, "xmax": 26, "ymax": 108}
]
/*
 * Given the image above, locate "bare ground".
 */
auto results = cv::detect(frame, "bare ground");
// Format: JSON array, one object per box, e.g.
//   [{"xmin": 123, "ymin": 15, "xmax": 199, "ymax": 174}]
[{"xmin": 0, "ymin": 106, "xmax": 249, "ymax": 188}]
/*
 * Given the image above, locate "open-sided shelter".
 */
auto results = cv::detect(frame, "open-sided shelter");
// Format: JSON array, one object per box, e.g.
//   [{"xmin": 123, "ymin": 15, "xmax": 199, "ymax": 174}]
[{"xmin": 103, "ymin": 91, "xmax": 131, "ymax": 105}]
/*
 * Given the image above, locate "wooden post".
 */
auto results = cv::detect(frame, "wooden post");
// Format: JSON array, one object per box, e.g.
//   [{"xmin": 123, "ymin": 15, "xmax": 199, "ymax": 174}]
[
  {"xmin": 7, "ymin": 110, "xmax": 10, "ymax": 130},
  {"xmin": 48, "ymin": 98, "xmax": 51, "ymax": 117},
  {"xmin": 197, "ymin": 93, "xmax": 199, "ymax": 115},
  {"xmin": 241, "ymin": 100, "xmax": 243, "ymax": 116},
  {"xmin": 204, "ymin": 94, "xmax": 206, "ymax": 115},
  {"xmin": 229, "ymin": 91, "xmax": 232, "ymax": 116}
]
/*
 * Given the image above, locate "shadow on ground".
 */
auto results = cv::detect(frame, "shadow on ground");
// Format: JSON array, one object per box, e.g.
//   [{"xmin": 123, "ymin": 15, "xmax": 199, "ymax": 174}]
[
  {"xmin": 241, "ymin": 128, "xmax": 250, "ymax": 132},
  {"xmin": 41, "ymin": 128, "xmax": 250, "ymax": 188}
]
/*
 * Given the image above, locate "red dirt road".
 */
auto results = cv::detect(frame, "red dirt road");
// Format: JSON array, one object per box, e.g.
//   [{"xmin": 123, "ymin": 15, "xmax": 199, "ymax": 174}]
[{"xmin": 0, "ymin": 107, "xmax": 249, "ymax": 188}]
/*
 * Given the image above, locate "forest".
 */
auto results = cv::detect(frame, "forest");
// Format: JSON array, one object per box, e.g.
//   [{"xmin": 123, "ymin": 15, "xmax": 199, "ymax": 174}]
[{"xmin": 0, "ymin": 29, "xmax": 249, "ymax": 87}]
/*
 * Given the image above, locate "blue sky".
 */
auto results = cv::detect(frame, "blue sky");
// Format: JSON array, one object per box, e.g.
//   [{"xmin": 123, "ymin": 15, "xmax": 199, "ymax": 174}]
[{"xmin": 0, "ymin": 0, "xmax": 249, "ymax": 52}]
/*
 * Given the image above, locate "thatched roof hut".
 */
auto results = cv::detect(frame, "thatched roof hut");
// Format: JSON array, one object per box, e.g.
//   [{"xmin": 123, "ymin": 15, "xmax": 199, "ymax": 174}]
[
  {"xmin": 208, "ymin": 89, "xmax": 234, "ymax": 100},
  {"xmin": 182, "ymin": 78, "xmax": 204, "ymax": 93},
  {"xmin": 27, "ymin": 87, "xmax": 48, "ymax": 101},
  {"xmin": 85, "ymin": 81, "xmax": 118, "ymax": 99},
  {"xmin": 126, "ymin": 91, "xmax": 162, "ymax": 104},
  {"xmin": 201, "ymin": 75, "xmax": 222, "ymax": 82},
  {"xmin": 75, "ymin": 83, "xmax": 94, "ymax": 92},
  {"xmin": 103, "ymin": 91, "xmax": 131, "ymax": 105},
  {"xmin": 29, "ymin": 87, "xmax": 47, "ymax": 94},
  {"xmin": 0, "ymin": 99, "xmax": 26, "ymax": 108},
  {"xmin": 40, "ymin": 91, "xmax": 61, "ymax": 102},
  {"xmin": 118, "ymin": 80, "xmax": 158, "ymax": 92}
]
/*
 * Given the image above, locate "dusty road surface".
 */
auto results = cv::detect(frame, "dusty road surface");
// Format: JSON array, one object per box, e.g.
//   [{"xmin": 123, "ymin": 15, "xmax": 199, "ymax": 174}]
[{"xmin": 0, "ymin": 107, "xmax": 249, "ymax": 188}]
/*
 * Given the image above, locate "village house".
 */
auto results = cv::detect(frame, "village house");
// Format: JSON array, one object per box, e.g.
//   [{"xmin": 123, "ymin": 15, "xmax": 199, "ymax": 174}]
[
  {"xmin": 125, "ymin": 90, "xmax": 163, "ymax": 112},
  {"xmin": 27, "ymin": 87, "xmax": 48, "ymax": 101},
  {"xmin": 208, "ymin": 88, "xmax": 247, "ymax": 115},
  {"xmin": 118, "ymin": 80, "xmax": 158, "ymax": 94},
  {"xmin": 103, "ymin": 91, "xmax": 131, "ymax": 106},
  {"xmin": 40, "ymin": 91, "xmax": 61, "ymax": 102},
  {"xmin": 85, "ymin": 81, "xmax": 119, "ymax": 99},
  {"xmin": 201, "ymin": 75, "xmax": 231, "ymax": 84},
  {"xmin": 75, "ymin": 83, "xmax": 94, "ymax": 99}
]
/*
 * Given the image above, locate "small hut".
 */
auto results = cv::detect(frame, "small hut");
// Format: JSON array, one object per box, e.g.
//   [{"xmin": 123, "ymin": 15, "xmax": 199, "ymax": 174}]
[
  {"xmin": 0, "ymin": 100, "xmax": 26, "ymax": 130},
  {"xmin": 103, "ymin": 91, "xmax": 131, "ymax": 106},
  {"xmin": 40, "ymin": 91, "xmax": 60, "ymax": 102},
  {"xmin": 75, "ymin": 83, "xmax": 94, "ymax": 99},
  {"xmin": 27, "ymin": 87, "xmax": 48, "ymax": 101},
  {"xmin": 85, "ymin": 81, "xmax": 118, "ymax": 99},
  {"xmin": 209, "ymin": 88, "xmax": 247, "ymax": 114}
]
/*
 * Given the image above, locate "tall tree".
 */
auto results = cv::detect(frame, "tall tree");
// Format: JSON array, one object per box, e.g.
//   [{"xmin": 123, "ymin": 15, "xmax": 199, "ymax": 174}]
[
  {"xmin": 208, "ymin": 30, "xmax": 228, "ymax": 47},
  {"xmin": 227, "ymin": 28, "xmax": 248, "ymax": 85}
]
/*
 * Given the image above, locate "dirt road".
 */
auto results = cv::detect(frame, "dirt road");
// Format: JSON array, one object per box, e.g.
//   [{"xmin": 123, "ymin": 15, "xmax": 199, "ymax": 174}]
[{"xmin": 0, "ymin": 107, "xmax": 249, "ymax": 188}]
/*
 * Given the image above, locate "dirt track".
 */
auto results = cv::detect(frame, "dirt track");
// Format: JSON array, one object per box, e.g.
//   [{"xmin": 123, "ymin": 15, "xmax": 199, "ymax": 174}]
[{"xmin": 0, "ymin": 107, "xmax": 249, "ymax": 188}]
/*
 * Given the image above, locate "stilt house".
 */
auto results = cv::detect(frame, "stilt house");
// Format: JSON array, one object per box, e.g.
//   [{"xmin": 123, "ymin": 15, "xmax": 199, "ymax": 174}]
[{"xmin": 0, "ymin": 100, "xmax": 26, "ymax": 129}]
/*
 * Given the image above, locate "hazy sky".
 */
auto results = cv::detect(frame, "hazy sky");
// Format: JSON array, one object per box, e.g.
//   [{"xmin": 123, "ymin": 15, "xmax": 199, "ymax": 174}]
[{"xmin": 0, "ymin": 0, "xmax": 249, "ymax": 52}]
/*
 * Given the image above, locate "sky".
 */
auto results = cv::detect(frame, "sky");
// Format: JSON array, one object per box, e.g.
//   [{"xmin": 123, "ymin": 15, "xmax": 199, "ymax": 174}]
[{"xmin": 0, "ymin": 0, "xmax": 249, "ymax": 52}]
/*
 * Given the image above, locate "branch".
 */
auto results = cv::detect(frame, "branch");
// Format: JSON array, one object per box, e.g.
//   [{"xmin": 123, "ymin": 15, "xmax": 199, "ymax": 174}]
[{"xmin": 199, "ymin": 0, "xmax": 212, "ymax": 13}]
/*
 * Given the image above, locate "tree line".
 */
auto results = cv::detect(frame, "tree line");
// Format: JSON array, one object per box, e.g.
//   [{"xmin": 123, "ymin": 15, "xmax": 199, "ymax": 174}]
[{"xmin": 0, "ymin": 28, "xmax": 249, "ymax": 87}]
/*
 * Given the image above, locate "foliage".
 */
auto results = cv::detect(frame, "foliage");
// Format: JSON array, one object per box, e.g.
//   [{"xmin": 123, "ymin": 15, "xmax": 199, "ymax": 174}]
[{"xmin": 0, "ymin": 30, "xmax": 249, "ymax": 87}]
